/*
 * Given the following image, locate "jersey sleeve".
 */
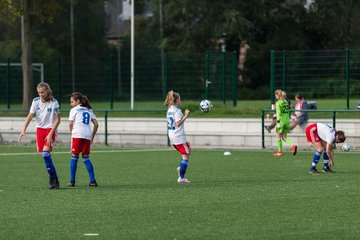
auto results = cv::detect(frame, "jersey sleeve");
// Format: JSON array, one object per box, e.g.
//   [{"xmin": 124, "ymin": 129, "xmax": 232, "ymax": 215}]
[
  {"xmin": 174, "ymin": 109, "xmax": 183, "ymax": 122},
  {"xmin": 275, "ymin": 102, "xmax": 281, "ymax": 120},
  {"xmin": 29, "ymin": 99, "xmax": 37, "ymax": 114},
  {"xmin": 53, "ymin": 100, "xmax": 60, "ymax": 114},
  {"xmin": 68, "ymin": 108, "xmax": 76, "ymax": 120}
]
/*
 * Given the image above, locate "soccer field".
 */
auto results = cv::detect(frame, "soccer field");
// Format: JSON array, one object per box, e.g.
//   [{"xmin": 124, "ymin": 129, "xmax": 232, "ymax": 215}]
[{"xmin": 1, "ymin": 146, "xmax": 360, "ymax": 240}]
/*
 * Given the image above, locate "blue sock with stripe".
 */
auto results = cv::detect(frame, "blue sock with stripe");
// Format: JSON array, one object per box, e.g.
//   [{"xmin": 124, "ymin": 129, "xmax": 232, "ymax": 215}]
[
  {"xmin": 42, "ymin": 150, "xmax": 57, "ymax": 179},
  {"xmin": 70, "ymin": 156, "xmax": 79, "ymax": 182},
  {"xmin": 311, "ymin": 151, "xmax": 321, "ymax": 168},
  {"xmin": 83, "ymin": 157, "xmax": 95, "ymax": 182},
  {"xmin": 179, "ymin": 159, "xmax": 188, "ymax": 178},
  {"xmin": 323, "ymin": 151, "xmax": 329, "ymax": 168}
]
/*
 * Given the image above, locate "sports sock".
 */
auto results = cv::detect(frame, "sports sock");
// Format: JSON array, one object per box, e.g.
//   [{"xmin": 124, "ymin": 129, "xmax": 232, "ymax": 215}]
[
  {"xmin": 323, "ymin": 151, "xmax": 329, "ymax": 168},
  {"xmin": 311, "ymin": 151, "xmax": 321, "ymax": 167},
  {"xmin": 83, "ymin": 157, "xmax": 95, "ymax": 182},
  {"xmin": 283, "ymin": 137, "xmax": 293, "ymax": 146},
  {"xmin": 179, "ymin": 159, "xmax": 188, "ymax": 178},
  {"xmin": 277, "ymin": 139, "xmax": 282, "ymax": 152},
  {"xmin": 42, "ymin": 150, "xmax": 57, "ymax": 179},
  {"xmin": 70, "ymin": 156, "xmax": 79, "ymax": 182}
]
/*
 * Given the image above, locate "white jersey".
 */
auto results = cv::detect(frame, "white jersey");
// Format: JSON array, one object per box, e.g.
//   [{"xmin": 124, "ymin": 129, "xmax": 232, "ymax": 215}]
[
  {"xmin": 69, "ymin": 105, "xmax": 96, "ymax": 140},
  {"xmin": 317, "ymin": 123, "xmax": 335, "ymax": 144},
  {"xmin": 29, "ymin": 97, "xmax": 60, "ymax": 128},
  {"xmin": 166, "ymin": 105, "xmax": 187, "ymax": 144}
]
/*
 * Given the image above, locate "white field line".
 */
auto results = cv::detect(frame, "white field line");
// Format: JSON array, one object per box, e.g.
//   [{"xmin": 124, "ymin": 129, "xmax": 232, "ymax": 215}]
[{"xmin": 0, "ymin": 148, "xmax": 173, "ymax": 156}]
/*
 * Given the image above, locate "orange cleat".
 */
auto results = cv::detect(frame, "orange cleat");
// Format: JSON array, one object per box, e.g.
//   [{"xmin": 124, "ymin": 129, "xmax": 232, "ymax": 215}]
[{"xmin": 272, "ymin": 152, "xmax": 283, "ymax": 156}]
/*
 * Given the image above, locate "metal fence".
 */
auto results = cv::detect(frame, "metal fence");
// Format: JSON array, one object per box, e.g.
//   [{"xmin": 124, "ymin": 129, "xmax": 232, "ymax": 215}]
[
  {"xmin": 270, "ymin": 49, "xmax": 360, "ymax": 109},
  {"xmin": 0, "ymin": 51, "xmax": 238, "ymax": 109}
]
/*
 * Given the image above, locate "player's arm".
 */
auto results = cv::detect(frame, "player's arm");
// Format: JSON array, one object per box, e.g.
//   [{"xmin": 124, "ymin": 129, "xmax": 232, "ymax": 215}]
[
  {"xmin": 18, "ymin": 112, "xmax": 34, "ymax": 142},
  {"xmin": 175, "ymin": 109, "xmax": 190, "ymax": 127},
  {"xmin": 69, "ymin": 120, "xmax": 74, "ymax": 133},
  {"xmin": 91, "ymin": 118, "xmax": 99, "ymax": 143},
  {"xmin": 46, "ymin": 113, "xmax": 61, "ymax": 144}
]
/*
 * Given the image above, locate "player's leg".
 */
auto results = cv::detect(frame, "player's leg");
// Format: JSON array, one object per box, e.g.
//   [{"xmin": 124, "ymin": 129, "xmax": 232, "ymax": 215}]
[
  {"xmin": 68, "ymin": 155, "xmax": 79, "ymax": 187},
  {"xmin": 38, "ymin": 128, "xmax": 59, "ymax": 189},
  {"xmin": 69, "ymin": 138, "xmax": 80, "ymax": 187},
  {"xmin": 81, "ymin": 139, "xmax": 97, "ymax": 186},
  {"xmin": 321, "ymin": 150, "xmax": 333, "ymax": 173},
  {"xmin": 174, "ymin": 143, "xmax": 191, "ymax": 183},
  {"xmin": 309, "ymin": 142, "xmax": 323, "ymax": 174},
  {"xmin": 273, "ymin": 133, "xmax": 283, "ymax": 156}
]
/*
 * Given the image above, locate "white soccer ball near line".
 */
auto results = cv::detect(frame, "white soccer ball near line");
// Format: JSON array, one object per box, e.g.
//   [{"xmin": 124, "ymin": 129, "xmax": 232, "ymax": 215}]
[
  {"xmin": 199, "ymin": 99, "xmax": 213, "ymax": 113},
  {"xmin": 342, "ymin": 143, "xmax": 350, "ymax": 152}
]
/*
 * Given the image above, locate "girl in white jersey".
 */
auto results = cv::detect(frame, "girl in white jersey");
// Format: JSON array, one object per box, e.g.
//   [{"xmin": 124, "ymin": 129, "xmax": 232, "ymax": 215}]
[
  {"xmin": 165, "ymin": 90, "xmax": 191, "ymax": 183},
  {"xmin": 68, "ymin": 92, "xmax": 99, "ymax": 187},
  {"xmin": 18, "ymin": 82, "xmax": 61, "ymax": 189},
  {"xmin": 305, "ymin": 123, "xmax": 346, "ymax": 174}
]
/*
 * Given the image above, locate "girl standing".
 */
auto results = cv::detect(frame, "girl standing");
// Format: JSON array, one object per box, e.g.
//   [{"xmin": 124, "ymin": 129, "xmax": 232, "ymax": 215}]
[
  {"xmin": 165, "ymin": 90, "xmax": 191, "ymax": 183},
  {"xmin": 68, "ymin": 92, "xmax": 99, "ymax": 187},
  {"xmin": 273, "ymin": 90, "xmax": 297, "ymax": 156},
  {"xmin": 19, "ymin": 82, "xmax": 61, "ymax": 189}
]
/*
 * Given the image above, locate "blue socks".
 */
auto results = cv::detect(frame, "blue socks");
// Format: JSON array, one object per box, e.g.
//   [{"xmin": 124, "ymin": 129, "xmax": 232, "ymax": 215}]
[
  {"xmin": 42, "ymin": 151, "xmax": 57, "ymax": 179},
  {"xmin": 179, "ymin": 159, "xmax": 188, "ymax": 178},
  {"xmin": 83, "ymin": 157, "xmax": 95, "ymax": 182},
  {"xmin": 323, "ymin": 151, "xmax": 329, "ymax": 168},
  {"xmin": 70, "ymin": 156, "xmax": 79, "ymax": 182},
  {"xmin": 311, "ymin": 151, "xmax": 321, "ymax": 168}
]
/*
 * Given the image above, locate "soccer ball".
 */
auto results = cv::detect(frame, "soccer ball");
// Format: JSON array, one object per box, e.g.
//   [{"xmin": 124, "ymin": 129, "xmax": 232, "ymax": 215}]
[
  {"xmin": 199, "ymin": 99, "xmax": 212, "ymax": 113},
  {"xmin": 342, "ymin": 143, "xmax": 350, "ymax": 152}
]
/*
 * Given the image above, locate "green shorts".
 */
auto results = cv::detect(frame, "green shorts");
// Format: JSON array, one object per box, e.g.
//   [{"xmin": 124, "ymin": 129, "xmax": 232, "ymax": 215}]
[{"xmin": 276, "ymin": 122, "xmax": 290, "ymax": 134}]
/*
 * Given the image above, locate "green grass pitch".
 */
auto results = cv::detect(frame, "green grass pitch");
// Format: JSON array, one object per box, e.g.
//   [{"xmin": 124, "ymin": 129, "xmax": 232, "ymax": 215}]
[{"xmin": 1, "ymin": 146, "xmax": 360, "ymax": 240}]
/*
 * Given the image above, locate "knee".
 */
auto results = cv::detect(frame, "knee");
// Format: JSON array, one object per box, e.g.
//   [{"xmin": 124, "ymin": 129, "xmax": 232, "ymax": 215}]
[{"xmin": 42, "ymin": 151, "xmax": 51, "ymax": 158}]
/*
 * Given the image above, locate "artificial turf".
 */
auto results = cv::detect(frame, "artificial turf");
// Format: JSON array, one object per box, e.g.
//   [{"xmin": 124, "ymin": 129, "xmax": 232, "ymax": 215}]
[{"xmin": 1, "ymin": 146, "xmax": 360, "ymax": 240}]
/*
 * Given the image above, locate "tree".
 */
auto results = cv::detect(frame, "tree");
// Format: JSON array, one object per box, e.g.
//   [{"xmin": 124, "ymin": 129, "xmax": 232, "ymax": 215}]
[{"xmin": 0, "ymin": 0, "xmax": 62, "ymax": 109}]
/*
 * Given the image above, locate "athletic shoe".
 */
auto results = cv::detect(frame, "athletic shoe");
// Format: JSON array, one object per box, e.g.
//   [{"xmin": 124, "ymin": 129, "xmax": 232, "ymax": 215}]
[
  {"xmin": 89, "ymin": 180, "xmax": 98, "ymax": 187},
  {"xmin": 176, "ymin": 167, "xmax": 180, "ymax": 177},
  {"xmin": 322, "ymin": 167, "xmax": 334, "ymax": 173},
  {"xmin": 49, "ymin": 177, "xmax": 60, "ymax": 189},
  {"xmin": 273, "ymin": 152, "xmax": 283, "ymax": 156},
  {"xmin": 264, "ymin": 126, "xmax": 271, "ymax": 133},
  {"xmin": 177, "ymin": 177, "xmax": 190, "ymax": 184},
  {"xmin": 68, "ymin": 181, "xmax": 75, "ymax": 187},
  {"xmin": 291, "ymin": 145, "xmax": 298, "ymax": 156},
  {"xmin": 309, "ymin": 167, "xmax": 319, "ymax": 174}
]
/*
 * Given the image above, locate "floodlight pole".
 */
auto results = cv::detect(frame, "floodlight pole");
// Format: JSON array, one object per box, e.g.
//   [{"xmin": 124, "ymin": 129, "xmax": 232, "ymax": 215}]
[
  {"xmin": 130, "ymin": 0, "xmax": 135, "ymax": 109},
  {"xmin": 70, "ymin": 0, "xmax": 75, "ymax": 92}
]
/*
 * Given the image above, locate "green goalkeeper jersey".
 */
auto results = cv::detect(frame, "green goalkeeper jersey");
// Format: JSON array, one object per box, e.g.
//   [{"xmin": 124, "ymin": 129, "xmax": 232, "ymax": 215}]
[{"xmin": 276, "ymin": 99, "xmax": 290, "ymax": 125}]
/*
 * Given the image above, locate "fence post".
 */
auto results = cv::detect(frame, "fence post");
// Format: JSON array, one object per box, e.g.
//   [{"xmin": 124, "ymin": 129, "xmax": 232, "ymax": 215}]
[
  {"xmin": 109, "ymin": 55, "xmax": 114, "ymax": 110},
  {"xmin": 164, "ymin": 53, "xmax": 168, "ymax": 96},
  {"xmin": 262, "ymin": 110, "xmax": 265, "ymax": 148},
  {"xmin": 205, "ymin": 51, "xmax": 209, "ymax": 99},
  {"xmin": 222, "ymin": 52, "xmax": 226, "ymax": 104},
  {"xmin": 270, "ymin": 50, "xmax": 275, "ymax": 105},
  {"xmin": 57, "ymin": 57, "xmax": 62, "ymax": 106},
  {"xmin": 332, "ymin": 111, "xmax": 336, "ymax": 130},
  {"xmin": 346, "ymin": 48, "xmax": 350, "ymax": 110},
  {"xmin": 105, "ymin": 111, "xmax": 108, "ymax": 145},
  {"xmin": 282, "ymin": 50, "xmax": 286, "ymax": 91},
  {"xmin": 231, "ymin": 51, "xmax": 237, "ymax": 107},
  {"xmin": 6, "ymin": 58, "xmax": 11, "ymax": 109}
]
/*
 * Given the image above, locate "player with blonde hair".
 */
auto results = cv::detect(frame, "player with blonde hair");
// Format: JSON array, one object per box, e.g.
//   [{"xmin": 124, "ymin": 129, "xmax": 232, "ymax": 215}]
[
  {"xmin": 165, "ymin": 90, "xmax": 191, "ymax": 183},
  {"xmin": 273, "ymin": 90, "xmax": 297, "ymax": 156},
  {"xmin": 19, "ymin": 82, "xmax": 61, "ymax": 189}
]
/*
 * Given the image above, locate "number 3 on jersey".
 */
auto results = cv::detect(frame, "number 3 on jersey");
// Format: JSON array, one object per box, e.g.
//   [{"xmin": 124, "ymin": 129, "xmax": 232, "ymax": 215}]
[
  {"xmin": 167, "ymin": 116, "xmax": 175, "ymax": 130},
  {"xmin": 82, "ymin": 112, "xmax": 90, "ymax": 125}
]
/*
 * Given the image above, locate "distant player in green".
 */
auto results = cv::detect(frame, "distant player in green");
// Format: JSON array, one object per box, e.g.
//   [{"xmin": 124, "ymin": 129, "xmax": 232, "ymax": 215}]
[{"xmin": 273, "ymin": 90, "xmax": 297, "ymax": 156}]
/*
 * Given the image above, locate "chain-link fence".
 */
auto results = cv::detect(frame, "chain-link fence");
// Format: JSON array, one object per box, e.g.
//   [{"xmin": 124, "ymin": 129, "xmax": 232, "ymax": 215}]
[
  {"xmin": 270, "ymin": 49, "xmax": 360, "ymax": 109},
  {"xmin": 0, "ymin": 51, "xmax": 238, "ymax": 109}
]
